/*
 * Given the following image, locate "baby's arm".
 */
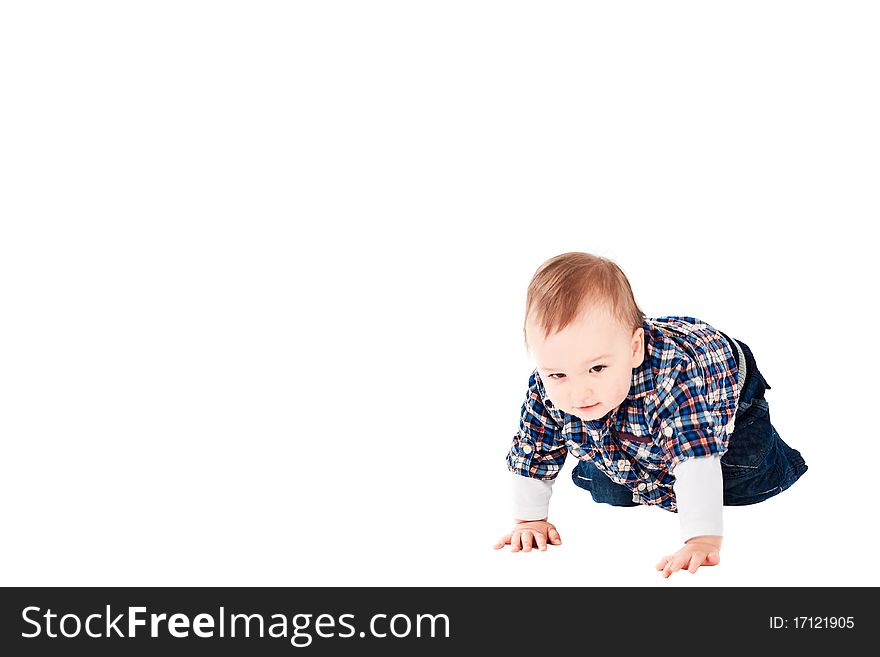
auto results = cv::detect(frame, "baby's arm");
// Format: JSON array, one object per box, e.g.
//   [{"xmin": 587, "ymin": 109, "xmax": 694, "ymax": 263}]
[
  {"xmin": 499, "ymin": 371, "xmax": 568, "ymax": 552},
  {"xmin": 656, "ymin": 455, "xmax": 723, "ymax": 576}
]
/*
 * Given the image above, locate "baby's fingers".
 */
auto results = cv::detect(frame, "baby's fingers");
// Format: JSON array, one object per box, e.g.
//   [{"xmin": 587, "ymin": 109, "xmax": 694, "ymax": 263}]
[
  {"xmin": 687, "ymin": 552, "xmax": 707, "ymax": 573},
  {"xmin": 534, "ymin": 532, "xmax": 548, "ymax": 551},
  {"xmin": 655, "ymin": 555, "xmax": 673, "ymax": 571},
  {"xmin": 510, "ymin": 531, "xmax": 523, "ymax": 552},
  {"xmin": 548, "ymin": 527, "xmax": 562, "ymax": 545},
  {"xmin": 493, "ymin": 533, "xmax": 512, "ymax": 549},
  {"xmin": 662, "ymin": 555, "xmax": 689, "ymax": 578}
]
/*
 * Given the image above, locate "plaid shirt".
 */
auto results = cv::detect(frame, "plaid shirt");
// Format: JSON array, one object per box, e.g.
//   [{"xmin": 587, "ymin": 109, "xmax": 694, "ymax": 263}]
[{"xmin": 506, "ymin": 316, "xmax": 740, "ymax": 512}]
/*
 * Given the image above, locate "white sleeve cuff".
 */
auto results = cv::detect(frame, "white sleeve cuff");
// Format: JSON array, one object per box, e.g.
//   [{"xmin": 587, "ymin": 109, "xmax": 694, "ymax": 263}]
[
  {"xmin": 511, "ymin": 472, "xmax": 555, "ymax": 520},
  {"xmin": 672, "ymin": 454, "xmax": 724, "ymax": 542}
]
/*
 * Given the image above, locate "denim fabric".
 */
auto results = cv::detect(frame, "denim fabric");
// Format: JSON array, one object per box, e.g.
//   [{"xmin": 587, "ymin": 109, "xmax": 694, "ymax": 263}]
[{"xmin": 571, "ymin": 333, "xmax": 808, "ymax": 509}]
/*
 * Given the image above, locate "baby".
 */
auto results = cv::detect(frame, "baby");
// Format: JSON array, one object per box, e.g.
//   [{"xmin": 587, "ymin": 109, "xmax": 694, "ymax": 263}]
[{"xmin": 493, "ymin": 252, "xmax": 808, "ymax": 576}]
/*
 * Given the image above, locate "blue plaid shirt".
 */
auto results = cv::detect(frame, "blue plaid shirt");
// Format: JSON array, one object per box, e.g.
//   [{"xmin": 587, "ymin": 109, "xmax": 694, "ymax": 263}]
[{"xmin": 506, "ymin": 316, "xmax": 740, "ymax": 512}]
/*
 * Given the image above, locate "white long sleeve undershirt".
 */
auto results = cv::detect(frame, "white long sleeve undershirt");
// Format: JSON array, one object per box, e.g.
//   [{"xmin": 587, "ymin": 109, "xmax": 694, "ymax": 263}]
[
  {"xmin": 510, "ymin": 454, "xmax": 723, "ymax": 542},
  {"xmin": 670, "ymin": 454, "xmax": 723, "ymax": 541},
  {"xmin": 511, "ymin": 474, "xmax": 555, "ymax": 521}
]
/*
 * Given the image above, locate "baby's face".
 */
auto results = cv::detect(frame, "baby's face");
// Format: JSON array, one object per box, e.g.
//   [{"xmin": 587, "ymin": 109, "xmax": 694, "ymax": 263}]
[{"xmin": 526, "ymin": 306, "xmax": 644, "ymax": 421}]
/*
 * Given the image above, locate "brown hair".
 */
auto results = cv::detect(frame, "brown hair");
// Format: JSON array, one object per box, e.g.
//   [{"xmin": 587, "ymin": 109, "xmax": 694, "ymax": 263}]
[{"xmin": 523, "ymin": 252, "xmax": 646, "ymax": 350}]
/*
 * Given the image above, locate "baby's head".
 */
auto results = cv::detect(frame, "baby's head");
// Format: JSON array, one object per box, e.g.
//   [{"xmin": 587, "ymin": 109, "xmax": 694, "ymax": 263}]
[{"xmin": 523, "ymin": 252, "xmax": 646, "ymax": 421}]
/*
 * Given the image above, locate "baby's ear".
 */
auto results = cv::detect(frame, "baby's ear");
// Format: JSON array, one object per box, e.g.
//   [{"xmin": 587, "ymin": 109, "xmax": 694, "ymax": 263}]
[
  {"xmin": 631, "ymin": 328, "xmax": 646, "ymax": 364},
  {"xmin": 631, "ymin": 327, "xmax": 644, "ymax": 346}
]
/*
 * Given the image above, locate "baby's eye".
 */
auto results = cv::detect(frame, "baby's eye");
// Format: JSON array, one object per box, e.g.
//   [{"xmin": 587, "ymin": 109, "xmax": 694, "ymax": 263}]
[{"xmin": 547, "ymin": 366, "xmax": 606, "ymax": 380}]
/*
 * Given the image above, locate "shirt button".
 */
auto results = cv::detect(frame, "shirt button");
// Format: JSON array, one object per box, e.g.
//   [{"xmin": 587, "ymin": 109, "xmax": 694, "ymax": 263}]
[
  {"xmin": 617, "ymin": 459, "xmax": 628, "ymax": 468},
  {"xmin": 638, "ymin": 483, "xmax": 647, "ymax": 491},
  {"xmin": 663, "ymin": 426, "xmax": 674, "ymax": 438},
  {"xmin": 521, "ymin": 444, "xmax": 533, "ymax": 454}
]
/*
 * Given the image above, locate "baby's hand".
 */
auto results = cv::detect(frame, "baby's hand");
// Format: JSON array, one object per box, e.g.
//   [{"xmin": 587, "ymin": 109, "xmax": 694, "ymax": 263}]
[
  {"xmin": 656, "ymin": 536, "xmax": 722, "ymax": 577},
  {"xmin": 493, "ymin": 519, "xmax": 562, "ymax": 552}
]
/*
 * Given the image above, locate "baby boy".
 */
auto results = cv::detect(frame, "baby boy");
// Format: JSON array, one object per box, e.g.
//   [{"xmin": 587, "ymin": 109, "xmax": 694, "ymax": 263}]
[{"xmin": 493, "ymin": 252, "xmax": 808, "ymax": 577}]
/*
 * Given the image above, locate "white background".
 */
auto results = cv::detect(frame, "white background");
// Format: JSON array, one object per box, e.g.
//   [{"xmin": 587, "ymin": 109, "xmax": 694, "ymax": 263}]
[{"xmin": 2, "ymin": 1, "xmax": 878, "ymax": 587}]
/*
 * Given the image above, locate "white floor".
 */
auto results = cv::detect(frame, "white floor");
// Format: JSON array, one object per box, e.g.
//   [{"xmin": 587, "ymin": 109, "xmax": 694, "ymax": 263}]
[{"xmin": 2, "ymin": 1, "xmax": 878, "ymax": 588}]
